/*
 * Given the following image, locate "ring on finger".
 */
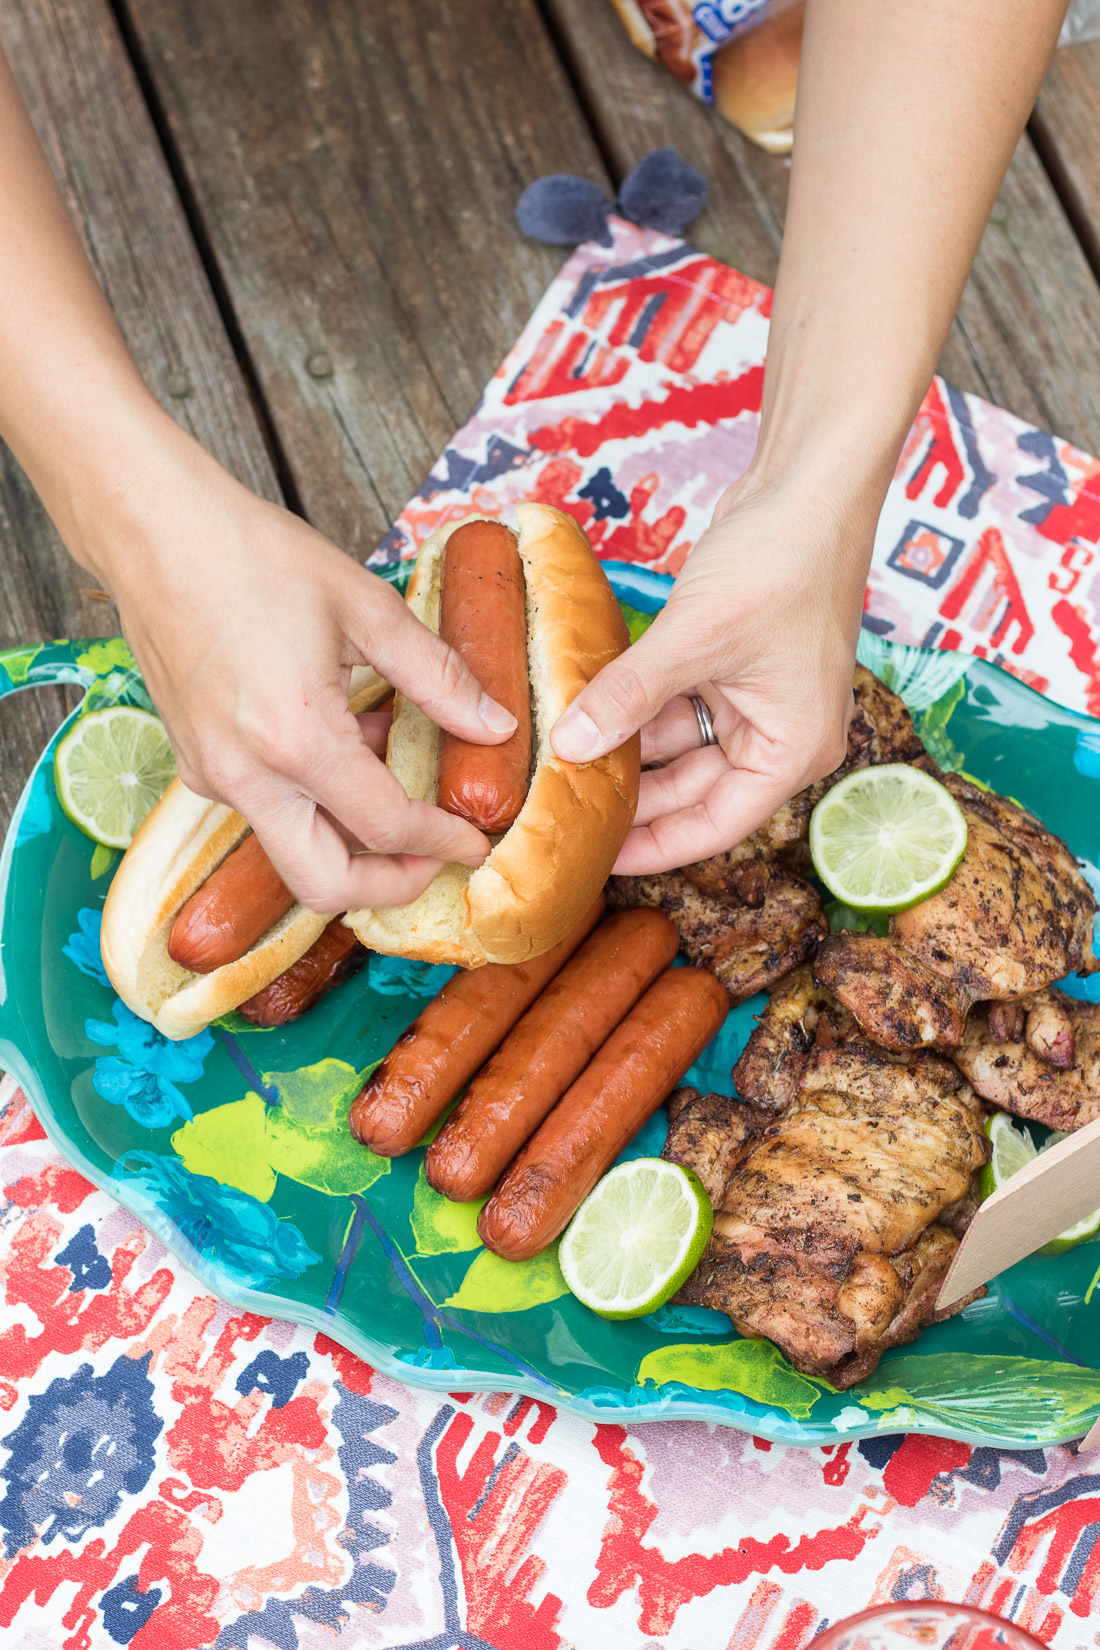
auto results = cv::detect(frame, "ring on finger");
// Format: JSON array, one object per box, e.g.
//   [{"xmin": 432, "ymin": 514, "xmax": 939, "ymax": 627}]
[{"xmin": 689, "ymin": 694, "xmax": 717, "ymax": 748}]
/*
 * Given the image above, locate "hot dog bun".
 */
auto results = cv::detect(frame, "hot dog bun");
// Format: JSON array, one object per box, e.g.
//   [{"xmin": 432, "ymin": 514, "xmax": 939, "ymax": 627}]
[
  {"xmin": 100, "ymin": 670, "xmax": 392, "ymax": 1041},
  {"xmin": 345, "ymin": 503, "xmax": 640, "ymax": 969}
]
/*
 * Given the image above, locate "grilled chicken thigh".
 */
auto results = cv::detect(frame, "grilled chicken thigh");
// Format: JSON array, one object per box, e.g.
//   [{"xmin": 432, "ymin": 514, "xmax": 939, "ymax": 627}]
[
  {"xmin": 953, "ymin": 989, "xmax": 1100, "ymax": 1131},
  {"xmin": 814, "ymin": 775, "xmax": 1098, "ymax": 1050},
  {"xmin": 664, "ymin": 1037, "xmax": 988, "ymax": 1385},
  {"xmin": 681, "ymin": 665, "xmax": 924, "ymax": 904},
  {"xmin": 607, "ymin": 866, "xmax": 826, "ymax": 1005}
]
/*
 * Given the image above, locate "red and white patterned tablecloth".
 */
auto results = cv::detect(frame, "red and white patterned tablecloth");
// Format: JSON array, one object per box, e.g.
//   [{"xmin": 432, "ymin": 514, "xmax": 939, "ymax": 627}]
[{"xmin": 4, "ymin": 219, "xmax": 1100, "ymax": 1648}]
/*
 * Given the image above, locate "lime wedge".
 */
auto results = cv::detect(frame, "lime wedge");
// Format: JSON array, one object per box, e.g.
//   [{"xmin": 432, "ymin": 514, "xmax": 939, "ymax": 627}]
[
  {"xmin": 809, "ymin": 763, "xmax": 968, "ymax": 914},
  {"xmin": 54, "ymin": 707, "xmax": 176, "ymax": 848},
  {"xmin": 980, "ymin": 1110, "xmax": 1037, "ymax": 1202},
  {"xmin": 980, "ymin": 1113, "xmax": 1100, "ymax": 1256},
  {"xmin": 559, "ymin": 1158, "xmax": 713, "ymax": 1320}
]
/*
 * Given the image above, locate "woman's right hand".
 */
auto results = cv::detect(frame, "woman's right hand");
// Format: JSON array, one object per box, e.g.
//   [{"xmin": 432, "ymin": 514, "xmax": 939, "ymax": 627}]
[{"xmin": 75, "ymin": 423, "xmax": 517, "ymax": 913}]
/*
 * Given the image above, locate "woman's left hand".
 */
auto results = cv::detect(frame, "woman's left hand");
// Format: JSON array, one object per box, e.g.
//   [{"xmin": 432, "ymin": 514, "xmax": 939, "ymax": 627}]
[{"xmin": 551, "ymin": 472, "xmax": 876, "ymax": 875}]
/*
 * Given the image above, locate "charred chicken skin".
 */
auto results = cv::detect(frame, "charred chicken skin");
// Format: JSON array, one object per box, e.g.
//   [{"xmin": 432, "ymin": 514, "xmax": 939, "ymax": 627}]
[
  {"xmin": 664, "ymin": 995, "xmax": 988, "ymax": 1385},
  {"xmin": 607, "ymin": 866, "xmax": 826, "ymax": 1006},
  {"xmin": 814, "ymin": 775, "xmax": 1098, "ymax": 1050}
]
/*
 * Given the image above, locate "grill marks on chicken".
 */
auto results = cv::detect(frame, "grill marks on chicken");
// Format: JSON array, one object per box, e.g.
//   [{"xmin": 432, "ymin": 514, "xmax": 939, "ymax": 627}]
[
  {"xmin": 607, "ymin": 866, "xmax": 826, "ymax": 1006},
  {"xmin": 731, "ymin": 966, "xmax": 858, "ymax": 1113},
  {"xmin": 664, "ymin": 1040, "xmax": 988, "ymax": 1385},
  {"xmin": 814, "ymin": 775, "xmax": 1098, "ymax": 1050},
  {"xmin": 681, "ymin": 665, "xmax": 925, "ymax": 903},
  {"xmin": 953, "ymin": 989, "xmax": 1100, "ymax": 1132}
]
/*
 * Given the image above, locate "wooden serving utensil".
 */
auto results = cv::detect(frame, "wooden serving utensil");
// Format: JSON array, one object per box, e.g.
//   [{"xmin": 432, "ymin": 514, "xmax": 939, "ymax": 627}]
[{"xmin": 936, "ymin": 1113, "xmax": 1100, "ymax": 1450}]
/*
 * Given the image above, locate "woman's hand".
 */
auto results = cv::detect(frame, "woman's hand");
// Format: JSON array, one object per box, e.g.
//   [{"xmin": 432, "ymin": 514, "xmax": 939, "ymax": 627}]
[
  {"xmin": 552, "ymin": 473, "xmax": 874, "ymax": 874},
  {"xmin": 81, "ymin": 427, "xmax": 516, "ymax": 913}
]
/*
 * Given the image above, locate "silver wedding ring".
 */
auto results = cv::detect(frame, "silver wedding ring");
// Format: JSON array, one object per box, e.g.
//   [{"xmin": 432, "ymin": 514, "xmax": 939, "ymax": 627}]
[{"xmin": 690, "ymin": 694, "xmax": 717, "ymax": 748}]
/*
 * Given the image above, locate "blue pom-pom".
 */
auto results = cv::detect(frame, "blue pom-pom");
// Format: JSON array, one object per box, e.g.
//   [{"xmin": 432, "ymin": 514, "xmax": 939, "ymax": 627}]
[
  {"xmin": 617, "ymin": 148, "xmax": 709, "ymax": 236},
  {"xmin": 516, "ymin": 175, "xmax": 612, "ymax": 247}
]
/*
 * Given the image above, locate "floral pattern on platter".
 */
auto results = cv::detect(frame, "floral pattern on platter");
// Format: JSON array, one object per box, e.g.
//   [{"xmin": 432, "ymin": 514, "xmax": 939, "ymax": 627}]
[
  {"xmin": 84, "ymin": 996, "xmax": 213, "ymax": 1131},
  {"xmin": 115, "ymin": 1150, "xmax": 322, "ymax": 1289}
]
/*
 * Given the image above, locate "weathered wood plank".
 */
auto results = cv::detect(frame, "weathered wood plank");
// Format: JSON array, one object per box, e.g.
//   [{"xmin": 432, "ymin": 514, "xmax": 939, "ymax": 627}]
[
  {"xmin": 118, "ymin": 0, "xmax": 608, "ymax": 557},
  {"xmin": 0, "ymin": 0, "xmax": 280, "ymax": 834},
  {"xmin": 547, "ymin": 0, "xmax": 1100, "ymax": 455},
  {"xmin": 1032, "ymin": 41, "xmax": 1100, "ymax": 282}
]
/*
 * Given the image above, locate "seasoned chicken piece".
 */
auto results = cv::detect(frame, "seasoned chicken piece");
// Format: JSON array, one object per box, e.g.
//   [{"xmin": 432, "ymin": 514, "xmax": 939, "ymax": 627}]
[
  {"xmin": 814, "ymin": 774, "xmax": 1098, "ymax": 1050},
  {"xmin": 953, "ymin": 989, "xmax": 1100, "ymax": 1132},
  {"xmin": 663, "ymin": 1042, "xmax": 988, "ymax": 1385},
  {"xmin": 663, "ymin": 1087, "xmax": 770, "ymax": 1207},
  {"xmin": 682, "ymin": 665, "xmax": 925, "ymax": 903},
  {"xmin": 731, "ymin": 965, "xmax": 858, "ymax": 1112},
  {"xmin": 608, "ymin": 865, "xmax": 826, "ymax": 1006}
]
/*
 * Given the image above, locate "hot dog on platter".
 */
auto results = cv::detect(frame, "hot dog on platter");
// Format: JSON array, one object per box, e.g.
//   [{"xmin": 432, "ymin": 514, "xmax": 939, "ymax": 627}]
[
  {"xmin": 478, "ymin": 966, "xmax": 728, "ymax": 1262},
  {"xmin": 344, "ymin": 503, "xmax": 640, "ymax": 969},
  {"xmin": 424, "ymin": 907, "xmax": 679, "ymax": 1201},
  {"xmin": 99, "ymin": 665, "xmax": 390, "ymax": 1041},
  {"xmin": 348, "ymin": 897, "xmax": 605, "ymax": 1156}
]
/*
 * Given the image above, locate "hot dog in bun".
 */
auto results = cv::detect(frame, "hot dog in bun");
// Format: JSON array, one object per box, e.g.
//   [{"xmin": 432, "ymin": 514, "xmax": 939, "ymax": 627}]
[
  {"xmin": 100, "ymin": 501, "xmax": 638, "ymax": 1035},
  {"xmin": 99, "ymin": 666, "xmax": 390, "ymax": 1041},
  {"xmin": 345, "ymin": 502, "xmax": 640, "ymax": 968}
]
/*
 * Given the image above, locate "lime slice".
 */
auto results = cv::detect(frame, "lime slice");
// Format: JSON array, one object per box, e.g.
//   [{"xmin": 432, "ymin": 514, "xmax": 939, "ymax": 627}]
[
  {"xmin": 809, "ymin": 763, "xmax": 968, "ymax": 914},
  {"xmin": 980, "ymin": 1110, "xmax": 1037, "ymax": 1202},
  {"xmin": 980, "ymin": 1113, "xmax": 1100, "ymax": 1255},
  {"xmin": 559, "ymin": 1158, "xmax": 713, "ymax": 1320},
  {"xmin": 54, "ymin": 707, "xmax": 176, "ymax": 849}
]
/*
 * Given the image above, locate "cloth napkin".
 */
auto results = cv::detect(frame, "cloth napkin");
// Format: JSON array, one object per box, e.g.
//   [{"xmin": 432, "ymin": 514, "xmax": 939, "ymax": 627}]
[{"xmin": 3, "ymin": 218, "xmax": 1100, "ymax": 1647}]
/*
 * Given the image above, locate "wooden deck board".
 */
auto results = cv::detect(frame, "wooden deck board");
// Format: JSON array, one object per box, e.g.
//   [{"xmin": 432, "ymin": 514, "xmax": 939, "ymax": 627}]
[
  {"xmin": 548, "ymin": 0, "xmax": 1100, "ymax": 455},
  {"xmin": 0, "ymin": 0, "xmax": 279, "ymax": 834},
  {"xmin": 119, "ymin": 0, "xmax": 607, "ymax": 557},
  {"xmin": 1032, "ymin": 40, "xmax": 1100, "ymax": 284}
]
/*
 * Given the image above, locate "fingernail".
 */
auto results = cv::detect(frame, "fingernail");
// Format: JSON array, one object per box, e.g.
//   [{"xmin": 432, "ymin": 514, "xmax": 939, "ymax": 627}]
[
  {"xmin": 479, "ymin": 693, "xmax": 517, "ymax": 736},
  {"xmin": 552, "ymin": 707, "xmax": 601, "ymax": 762}
]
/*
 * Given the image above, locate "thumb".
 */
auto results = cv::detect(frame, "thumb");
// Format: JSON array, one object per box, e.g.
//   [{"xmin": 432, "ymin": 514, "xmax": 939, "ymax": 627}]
[
  {"xmin": 356, "ymin": 585, "xmax": 517, "ymax": 746},
  {"xmin": 551, "ymin": 616, "xmax": 694, "ymax": 763}
]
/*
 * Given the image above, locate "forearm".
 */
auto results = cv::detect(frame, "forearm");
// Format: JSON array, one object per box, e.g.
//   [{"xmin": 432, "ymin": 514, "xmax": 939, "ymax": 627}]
[
  {"xmin": 0, "ymin": 45, "xmax": 179, "ymax": 571},
  {"xmin": 750, "ymin": 0, "xmax": 1066, "ymax": 502}
]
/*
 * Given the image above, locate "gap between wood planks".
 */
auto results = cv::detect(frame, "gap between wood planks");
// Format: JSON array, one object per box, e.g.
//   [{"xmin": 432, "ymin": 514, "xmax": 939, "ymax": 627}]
[{"xmin": 105, "ymin": 0, "xmax": 305, "ymax": 518}]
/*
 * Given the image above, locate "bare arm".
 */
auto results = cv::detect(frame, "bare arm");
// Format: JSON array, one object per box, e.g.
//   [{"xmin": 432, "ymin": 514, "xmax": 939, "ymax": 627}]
[
  {"xmin": 553, "ymin": 0, "xmax": 1068, "ymax": 872},
  {"xmin": 0, "ymin": 45, "xmax": 515, "ymax": 910}
]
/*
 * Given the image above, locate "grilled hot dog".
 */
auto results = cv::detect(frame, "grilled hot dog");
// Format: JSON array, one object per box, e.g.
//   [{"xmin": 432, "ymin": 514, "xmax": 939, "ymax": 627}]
[
  {"xmin": 436, "ymin": 520, "xmax": 533, "ymax": 835},
  {"xmin": 168, "ymin": 833, "xmax": 295, "ymax": 974},
  {"xmin": 348, "ymin": 895, "xmax": 605, "ymax": 1156},
  {"xmin": 238, "ymin": 918, "xmax": 365, "ymax": 1026},
  {"xmin": 425, "ymin": 908, "xmax": 679, "ymax": 1201},
  {"xmin": 478, "ymin": 966, "xmax": 728, "ymax": 1262}
]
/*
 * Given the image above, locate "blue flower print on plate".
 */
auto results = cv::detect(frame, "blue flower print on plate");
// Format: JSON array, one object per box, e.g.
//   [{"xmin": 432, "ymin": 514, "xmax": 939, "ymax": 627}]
[
  {"xmin": 85, "ymin": 1002, "xmax": 214, "ymax": 1129},
  {"xmin": 85, "ymin": 1001, "xmax": 213, "ymax": 1080},
  {"xmin": 63, "ymin": 907, "xmax": 110, "ymax": 986},
  {"xmin": 0, "ymin": 1353, "xmax": 161, "ymax": 1554},
  {"xmin": 115, "ymin": 1151, "xmax": 321, "ymax": 1288},
  {"xmin": 92, "ymin": 1057, "xmax": 192, "ymax": 1129},
  {"xmin": 367, "ymin": 954, "xmax": 456, "ymax": 997}
]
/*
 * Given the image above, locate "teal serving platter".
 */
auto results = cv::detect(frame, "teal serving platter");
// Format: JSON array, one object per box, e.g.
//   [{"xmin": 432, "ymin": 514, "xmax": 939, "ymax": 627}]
[{"xmin": 4, "ymin": 580, "xmax": 1100, "ymax": 1449}]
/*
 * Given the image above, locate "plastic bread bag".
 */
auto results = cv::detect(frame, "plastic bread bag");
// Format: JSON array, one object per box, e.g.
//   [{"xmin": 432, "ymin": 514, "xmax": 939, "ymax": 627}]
[
  {"xmin": 1061, "ymin": 0, "xmax": 1100, "ymax": 43},
  {"xmin": 609, "ymin": 0, "xmax": 804, "ymax": 153}
]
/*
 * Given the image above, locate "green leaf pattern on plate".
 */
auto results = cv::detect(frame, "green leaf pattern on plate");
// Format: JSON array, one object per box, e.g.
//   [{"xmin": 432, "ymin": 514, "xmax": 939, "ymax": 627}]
[
  {"xmin": 443, "ymin": 1246, "xmax": 570, "ymax": 1314},
  {"xmin": 172, "ymin": 1060, "xmax": 390, "ymax": 1201}
]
